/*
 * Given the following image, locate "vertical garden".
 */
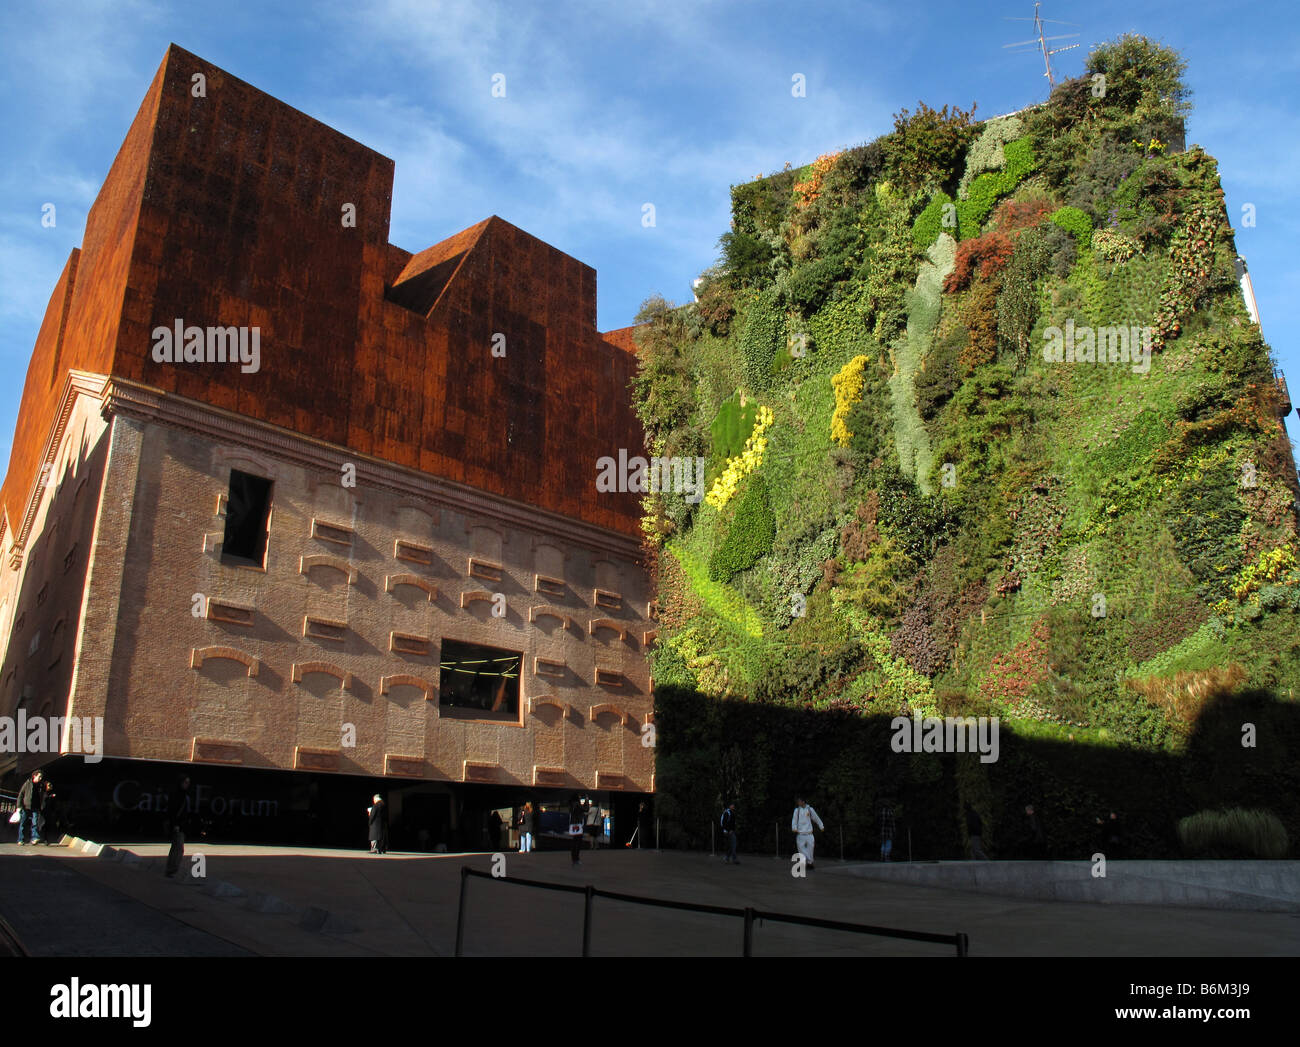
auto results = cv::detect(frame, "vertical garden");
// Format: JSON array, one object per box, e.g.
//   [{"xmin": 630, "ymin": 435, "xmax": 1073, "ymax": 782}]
[{"xmin": 634, "ymin": 35, "xmax": 1300, "ymax": 859}]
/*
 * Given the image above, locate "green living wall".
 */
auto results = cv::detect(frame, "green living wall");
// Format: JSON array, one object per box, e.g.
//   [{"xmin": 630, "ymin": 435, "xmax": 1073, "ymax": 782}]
[{"xmin": 633, "ymin": 35, "xmax": 1300, "ymax": 858}]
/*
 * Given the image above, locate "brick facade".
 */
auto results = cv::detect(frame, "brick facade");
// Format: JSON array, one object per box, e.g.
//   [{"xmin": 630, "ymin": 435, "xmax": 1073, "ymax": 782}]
[{"xmin": 0, "ymin": 45, "xmax": 654, "ymax": 807}]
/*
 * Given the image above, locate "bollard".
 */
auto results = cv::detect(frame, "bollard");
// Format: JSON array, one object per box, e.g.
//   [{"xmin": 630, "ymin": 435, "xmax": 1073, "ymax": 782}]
[
  {"xmin": 711, "ymin": 819, "xmax": 715, "ymax": 857},
  {"xmin": 743, "ymin": 907, "xmax": 755, "ymax": 957}
]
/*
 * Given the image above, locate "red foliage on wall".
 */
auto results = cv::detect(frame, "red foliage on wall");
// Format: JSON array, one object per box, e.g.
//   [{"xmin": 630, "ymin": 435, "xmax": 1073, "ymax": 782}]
[{"xmin": 944, "ymin": 231, "xmax": 1016, "ymax": 293}]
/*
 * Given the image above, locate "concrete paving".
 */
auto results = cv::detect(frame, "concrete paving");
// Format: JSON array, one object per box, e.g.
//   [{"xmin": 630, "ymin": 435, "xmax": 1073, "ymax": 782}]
[
  {"xmin": 0, "ymin": 845, "xmax": 250, "ymax": 956},
  {"xmin": 2, "ymin": 842, "xmax": 1296, "ymax": 956}
]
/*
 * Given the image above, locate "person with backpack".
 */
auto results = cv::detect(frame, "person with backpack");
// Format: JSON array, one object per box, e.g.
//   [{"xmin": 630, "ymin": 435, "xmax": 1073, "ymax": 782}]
[
  {"xmin": 792, "ymin": 797, "xmax": 825, "ymax": 870},
  {"xmin": 720, "ymin": 801, "xmax": 739, "ymax": 864}
]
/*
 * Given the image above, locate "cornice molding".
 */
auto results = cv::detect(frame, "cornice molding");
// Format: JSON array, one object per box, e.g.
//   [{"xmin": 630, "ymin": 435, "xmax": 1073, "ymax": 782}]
[{"xmin": 102, "ymin": 378, "xmax": 643, "ymax": 560}]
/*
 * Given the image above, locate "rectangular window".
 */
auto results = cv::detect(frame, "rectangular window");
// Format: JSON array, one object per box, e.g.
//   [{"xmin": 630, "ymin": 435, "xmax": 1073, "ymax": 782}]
[
  {"xmin": 594, "ymin": 588, "xmax": 622, "ymax": 610},
  {"xmin": 535, "ymin": 574, "xmax": 566, "ymax": 598},
  {"xmin": 221, "ymin": 470, "xmax": 273, "ymax": 567},
  {"xmin": 311, "ymin": 519, "xmax": 354, "ymax": 546},
  {"xmin": 390, "ymin": 632, "xmax": 431, "ymax": 656},
  {"xmin": 439, "ymin": 638, "xmax": 521, "ymax": 722},
  {"xmin": 208, "ymin": 600, "xmax": 255, "ymax": 627},
  {"xmin": 395, "ymin": 540, "xmax": 433, "ymax": 565},
  {"xmin": 305, "ymin": 617, "xmax": 347, "ymax": 643},
  {"xmin": 468, "ymin": 557, "xmax": 502, "ymax": 582}
]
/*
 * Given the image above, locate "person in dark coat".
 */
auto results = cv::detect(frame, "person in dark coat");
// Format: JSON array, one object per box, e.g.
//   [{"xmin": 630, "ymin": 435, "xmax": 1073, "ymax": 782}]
[
  {"xmin": 1024, "ymin": 804, "xmax": 1046, "ymax": 859},
  {"xmin": 965, "ymin": 803, "xmax": 989, "ymax": 860},
  {"xmin": 517, "ymin": 802, "xmax": 535, "ymax": 853},
  {"xmin": 1096, "ymin": 811, "xmax": 1121, "ymax": 857},
  {"xmin": 368, "ymin": 794, "xmax": 388, "ymax": 854},
  {"xmin": 720, "ymin": 802, "xmax": 739, "ymax": 864},
  {"xmin": 489, "ymin": 810, "xmax": 504, "ymax": 850},
  {"xmin": 164, "ymin": 777, "xmax": 192, "ymax": 878},
  {"xmin": 15, "ymin": 771, "xmax": 44, "ymax": 845}
]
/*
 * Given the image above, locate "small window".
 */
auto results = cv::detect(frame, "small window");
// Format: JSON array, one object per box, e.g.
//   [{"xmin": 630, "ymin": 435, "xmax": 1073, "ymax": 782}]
[
  {"xmin": 208, "ymin": 600, "xmax": 255, "ymax": 627},
  {"xmin": 64, "ymin": 545, "xmax": 77, "ymax": 573},
  {"xmin": 15, "ymin": 613, "xmax": 25, "ymax": 632},
  {"xmin": 304, "ymin": 617, "xmax": 347, "ymax": 643},
  {"xmin": 222, "ymin": 470, "xmax": 273, "ymax": 567},
  {"xmin": 311, "ymin": 519, "xmax": 354, "ymax": 546},
  {"xmin": 535, "ymin": 574, "xmax": 565, "ymax": 598},
  {"xmin": 395, "ymin": 540, "xmax": 433, "ymax": 565},
  {"xmin": 36, "ymin": 585, "xmax": 47, "ymax": 607},
  {"xmin": 594, "ymin": 588, "xmax": 622, "ymax": 611},
  {"xmin": 468, "ymin": 557, "xmax": 502, "ymax": 582},
  {"xmin": 440, "ymin": 638, "xmax": 520, "ymax": 720},
  {"xmin": 390, "ymin": 632, "xmax": 431, "ymax": 656}
]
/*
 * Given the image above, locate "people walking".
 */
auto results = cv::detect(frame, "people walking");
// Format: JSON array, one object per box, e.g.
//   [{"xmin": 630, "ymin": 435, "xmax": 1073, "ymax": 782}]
[
  {"xmin": 585, "ymin": 800, "xmax": 603, "ymax": 850},
  {"xmin": 879, "ymin": 800, "xmax": 896, "ymax": 862},
  {"xmin": 38, "ymin": 777, "xmax": 57, "ymax": 843},
  {"xmin": 15, "ymin": 770, "xmax": 44, "ymax": 845},
  {"xmin": 1096, "ymin": 811, "xmax": 1121, "ymax": 858},
  {"xmin": 965, "ymin": 803, "xmax": 989, "ymax": 860},
  {"xmin": 517, "ymin": 802, "xmax": 535, "ymax": 853},
  {"xmin": 791, "ymin": 797, "xmax": 824, "ymax": 869},
  {"xmin": 368, "ymin": 794, "xmax": 388, "ymax": 854},
  {"xmin": 164, "ymin": 776, "xmax": 192, "ymax": 877},
  {"xmin": 568, "ymin": 796, "xmax": 585, "ymax": 866},
  {"xmin": 720, "ymin": 801, "xmax": 739, "ymax": 864}
]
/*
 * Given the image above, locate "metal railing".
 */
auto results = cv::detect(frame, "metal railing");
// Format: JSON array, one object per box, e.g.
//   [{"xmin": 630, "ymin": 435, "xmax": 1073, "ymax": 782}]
[{"xmin": 455, "ymin": 866, "xmax": 969, "ymax": 957}]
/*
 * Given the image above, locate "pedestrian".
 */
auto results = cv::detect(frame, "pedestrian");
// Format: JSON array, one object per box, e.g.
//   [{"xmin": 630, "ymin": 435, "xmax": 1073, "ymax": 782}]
[
  {"xmin": 585, "ymin": 799, "xmax": 603, "ymax": 850},
  {"xmin": 368, "ymin": 794, "xmax": 388, "ymax": 854},
  {"xmin": 517, "ymin": 802, "xmax": 534, "ymax": 853},
  {"xmin": 1024, "ymin": 804, "xmax": 1046, "ymax": 859},
  {"xmin": 635, "ymin": 801, "xmax": 648, "ymax": 849},
  {"xmin": 490, "ymin": 809, "xmax": 503, "ymax": 850},
  {"xmin": 15, "ymin": 770, "xmax": 44, "ymax": 846},
  {"xmin": 720, "ymin": 801, "xmax": 739, "ymax": 864},
  {"xmin": 879, "ymin": 800, "xmax": 896, "ymax": 862},
  {"xmin": 1096, "ymin": 811, "xmax": 1121, "ymax": 858},
  {"xmin": 791, "ymin": 797, "xmax": 824, "ymax": 870},
  {"xmin": 965, "ymin": 803, "xmax": 989, "ymax": 860},
  {"xmin": 37, "ymin": 776, "xmax": 57, "ymax": 843},
  {"xmin": 568, "ymin": 796, "xmax": 585, "ymax": 866},
  {"xmin": 164, "ymin": 776, "xmax": 192, "ymax": 878}
]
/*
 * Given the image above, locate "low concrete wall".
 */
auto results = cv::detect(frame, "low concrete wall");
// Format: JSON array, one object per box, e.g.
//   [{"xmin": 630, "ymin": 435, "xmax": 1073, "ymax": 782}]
[{"xmin": 835, "ymin": 860, "xmax": 1300, "ymax": 912}]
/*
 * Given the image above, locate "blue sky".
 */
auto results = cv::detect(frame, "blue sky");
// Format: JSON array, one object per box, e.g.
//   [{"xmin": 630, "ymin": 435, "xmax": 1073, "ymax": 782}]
[{"xmin": 2, "ymin": 0, "xmax": 1297, "ymax": 473}]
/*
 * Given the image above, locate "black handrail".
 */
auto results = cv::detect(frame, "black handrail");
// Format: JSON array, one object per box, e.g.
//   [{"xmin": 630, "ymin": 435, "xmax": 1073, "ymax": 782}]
[{"xmin": 455, "ymin": 866, "xmax": 969, "ymax": 957}]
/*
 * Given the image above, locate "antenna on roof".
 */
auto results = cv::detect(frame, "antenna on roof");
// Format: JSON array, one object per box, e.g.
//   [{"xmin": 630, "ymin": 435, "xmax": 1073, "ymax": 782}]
[{"xmin": 1003, "ymin": 2, "xmax": 1081, "ymax": 91}]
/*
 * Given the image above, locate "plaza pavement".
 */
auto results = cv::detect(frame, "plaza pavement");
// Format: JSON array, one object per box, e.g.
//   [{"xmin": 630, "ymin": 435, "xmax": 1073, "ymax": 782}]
[{"xmin": 0, "ymin": 841, "xmax": 1295, "ymax": 957}]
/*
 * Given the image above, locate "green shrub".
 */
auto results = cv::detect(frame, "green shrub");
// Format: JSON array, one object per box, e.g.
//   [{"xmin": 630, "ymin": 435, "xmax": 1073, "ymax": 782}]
[
  {"xmin": 738, "ymin": 289, "xmax": 785, "ymax": 391},
  {"xmin": 912, "ymin": 192, "xmax": 955, "ymax": 251},
  {"xmin": 956, "ymin": 137, "xmax": 1037, "ymax": 239},
  {"xmin": 1050, "ymin": 206, "xmax": 1094, "ymax": 246},
  {"xmin": 1177, "ymin": 808, "xmax": 1288, "ymax": 858},
  {"xmin": 709, "ymin": 475, "xmax": 777, "ymax": 581}
]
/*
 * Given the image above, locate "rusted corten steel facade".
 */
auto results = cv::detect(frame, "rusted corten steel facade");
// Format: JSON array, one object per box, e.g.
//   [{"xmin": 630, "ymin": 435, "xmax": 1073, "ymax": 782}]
[{"xmin": 0, "ymin": 44, "xmax": 655, "ymax": 822}]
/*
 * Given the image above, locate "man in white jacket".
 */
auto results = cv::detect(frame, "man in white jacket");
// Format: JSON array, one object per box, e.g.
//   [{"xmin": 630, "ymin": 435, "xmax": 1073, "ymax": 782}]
[{"xmin": 792, "ymin": 797, "xmax": 825, "ymax": 869}]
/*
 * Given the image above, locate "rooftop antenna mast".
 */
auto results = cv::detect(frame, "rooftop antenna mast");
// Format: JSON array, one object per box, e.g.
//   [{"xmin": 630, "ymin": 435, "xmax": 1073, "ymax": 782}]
[{"xmin": 1003, "ymin": 2, "xmax": 1081, "ymax": 90}]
